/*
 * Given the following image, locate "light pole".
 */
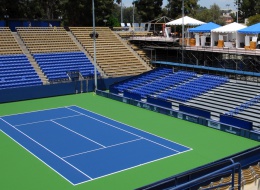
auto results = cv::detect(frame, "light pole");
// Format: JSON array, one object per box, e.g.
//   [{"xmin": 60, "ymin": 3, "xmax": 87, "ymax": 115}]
[
  {"xmin": 132, "ymin": 1, "xmax": 135, "ymax": 26},
  {"xmin": 91, "ymin": 0, "xmax": 97, "ymax": 92},
  {"xmin": 235, "ymin": 1, "xmax": 240, "ymax": 23},
  {"xmin": 182, "ymin": 0, "xmax": 184, "ymax": 64},
  {"xmin": 121, "ymin": 1, "xmax": 123, "ymax": 24}
]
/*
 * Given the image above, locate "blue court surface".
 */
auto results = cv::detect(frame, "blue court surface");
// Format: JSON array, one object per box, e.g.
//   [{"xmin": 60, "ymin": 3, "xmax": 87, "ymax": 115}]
[{"xmin": 0, "ymin": 106, "xmax": 192, "ymax": 185}]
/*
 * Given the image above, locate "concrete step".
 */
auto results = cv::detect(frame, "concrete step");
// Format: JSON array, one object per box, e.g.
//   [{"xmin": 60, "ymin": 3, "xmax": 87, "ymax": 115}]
[{"xmin": 67, "ymin": 31, "xmax": 106, "ymax": 77}]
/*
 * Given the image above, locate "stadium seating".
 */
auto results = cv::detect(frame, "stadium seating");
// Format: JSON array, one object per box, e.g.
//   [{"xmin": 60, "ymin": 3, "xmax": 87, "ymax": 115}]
[
  {"xmin": 113, "ymin": 68, "xmax": 172, "ymax": 93},
  {"xmin": 157, "ymin": 74, "xmax": 228, "ymax": 102},
  {"xmin": 129, "ymin": 70, "xmax": 196, "ymax": 98},
  {"xmin": 16, "ymin": 27, "xmax": 79, "ymax": 53},
  {"xmin": 33, "ymin": 51, "xmax": 99, "ymax": 81},
  {"xmin": 0, "ymin": 54, "xmax": 42, "ymax": 89},
  {"xmin": 0, "ymin": 27, "xmax": 23, "ymax": 54},
  {"xmin": 69, "ymin": 27, "xmax": 150, "ymax": 77},
  {"xmin": 225, "ymin": 94, "xmax": 260, "ymax": 116},
  {"xmin": 112, "ymin": 68, "xmax": 228, "ymax": 102}
]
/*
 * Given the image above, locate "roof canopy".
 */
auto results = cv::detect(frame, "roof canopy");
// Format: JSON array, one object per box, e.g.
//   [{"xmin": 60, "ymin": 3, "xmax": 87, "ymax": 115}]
[
  {"xmin": 238, "ymin": 23, "xmax": 260, "ymax": 34},
  {"xmin": 189, "ymin": 22, "xmax": 221, "ymax": 33},
  {"xmin": 166, "ymin": 16, "xmax": 205, "ymax": 26},
  {"xmin": 211, "ymin": 22, "xmax": 246, "ymax": 33}
]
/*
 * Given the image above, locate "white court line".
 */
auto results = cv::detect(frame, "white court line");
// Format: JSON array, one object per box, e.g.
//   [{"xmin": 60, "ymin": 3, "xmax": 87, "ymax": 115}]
[
  {"xmin": 0, "ymin": 130, "xmax": 76, "ymax": 186},
  {"xmin": 0, "ymin": 106, "xmax": 68, "ymax": 117},
  {"xmin": 62, "ymin": 138, "xmax": 143, "ymax": 159},
  {"xmin": 0, "ymin": 118, "xmax": 93, "ymax": 181},
  {"xmin": 14, "ymin": 114, "xmax": 82, "ymax": 127},
  {"xmin": 66, "ymin": 107, "xmax": 180, "ymax": 153},
  {"xmin": 74, "ymin": 149, "xmax": 190, "ymax": 186},
  {"xmin": 1, "ymin": 105, "xmax": 193, "ymax": 186},
  {"xmin": 70, "ymin": 105, "xmax": 192, "ymax": 150},
  {"xmin": 51, "ymin": 120, "xmax": 106, "ymax": 148}
]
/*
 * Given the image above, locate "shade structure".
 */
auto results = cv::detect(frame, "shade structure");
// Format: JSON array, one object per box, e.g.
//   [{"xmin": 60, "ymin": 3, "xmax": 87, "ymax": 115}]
[
  {"xmin": 166, "ymin": 16, "xmax": 205, "ymax": 26},
  {"xmin": 211, "ymin": 22, "xmax": 246, "ymax": 33},
  {"xmin": 189, "ymin": 22, "xmax": 221, "ymax": 33},
  {"xmin": 238, "ymin": 23, "xmax": 260, "ymax": 34}
]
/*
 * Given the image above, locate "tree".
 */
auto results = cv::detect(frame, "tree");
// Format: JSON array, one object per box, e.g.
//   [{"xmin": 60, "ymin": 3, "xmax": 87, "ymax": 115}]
[
  {"xmin": 64, "ymin": 0, "xmax": 116, "ymax": 26},
  {"xmin": 237, "ymin": 0, "xmax": 260, "ymax": 21},
  {"xmin": 246, "ymin": 14, "xmax": 260, "ymax": 26},
  {"xmin": 135, "ymin": 0, "xmax": 163, "ymax": 22},
  {"xmin": 166, "ymin": 0, "xmax": 199, "ymax": 19},
  {"xmin": 194, "ymin": 3, "xmax": 225, "ymax": 25}
]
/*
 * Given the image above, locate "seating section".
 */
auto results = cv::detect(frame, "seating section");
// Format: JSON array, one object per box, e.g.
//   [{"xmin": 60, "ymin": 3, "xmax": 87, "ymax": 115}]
[
  {"xmin": 158, "ymin": 74, "xmax": 228, "ymax": 102},
  {"xmin": 129, "ymin": 71, "xmax": 196, "ymax": 98},
  {"xmin": 0, "ymin": 54, "xmax": 42, "ymax": 89},
  {"xmin": 69, "ymin": 27, "xmax": 150, "ymax": 77},
  {"xmin": 113, "ymin": 68, "xmax": 172, "ymax": 93},
  {"xmin": 33, "ymin": 51, "xmax": 99, "ymax": 81},
  {"xmin": 112, "ymin": 68, "xmax": 227, "ymax": 102},
  {"xmin": 187, "ymin": 80, "xmax": 260, "ymax": 128},
  {"xmin": 0, "ymin": 27, "xmax": 23, "ymax": 55},
  {"xmin": 16, "ymin": 27, "xmax": 79, "ymax": 54},
  {"xmin": 225, "ymin": 95, "xmax": 260, "ymax": 116}
]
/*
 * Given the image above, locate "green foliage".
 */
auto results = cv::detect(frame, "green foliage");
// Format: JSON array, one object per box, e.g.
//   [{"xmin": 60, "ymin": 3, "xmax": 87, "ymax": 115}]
[
  {"xmin": 194, "ymin": 3, "xmax": 225, "ymax": 25},
  {"xmin": 247, "ymin": 14, "xmax": 260, "ymax": 26},
  {"xmin": 238, "ymin": 0, "xmax": 260, "ymax": 21},
  {"xmin": 166, "ymin": 0, "xmax": 199, "ymax": 19},
  {"xmin": 107, "ymin": 15, "xmax": 120, "ymax": 27},
  {"xmin": 135, "ymin": 0, "xmax": 163, "ymax": 22}
]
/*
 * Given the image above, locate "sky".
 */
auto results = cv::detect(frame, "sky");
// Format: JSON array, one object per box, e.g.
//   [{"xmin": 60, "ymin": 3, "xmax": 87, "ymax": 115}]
[{"xmin": 122, "ymin": 0, "xmax": 236, "ymax": 10}]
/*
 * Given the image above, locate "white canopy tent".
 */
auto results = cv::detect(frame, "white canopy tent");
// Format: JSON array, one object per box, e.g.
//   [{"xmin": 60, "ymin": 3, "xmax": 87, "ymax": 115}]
[
  {"xmin": 237, "ymin": 23, "xmax": 260, "ymax": 49},
  {"xmin": 166, "ymin": 16, "xmax": 205, "ymax": 45},
  {"xmin": 211, "ymin": 22, "xmax": 246, "ymax": 48},
  {"xmin": 166, "ymin": 16, "xmax": 205, "ymax": 26}
]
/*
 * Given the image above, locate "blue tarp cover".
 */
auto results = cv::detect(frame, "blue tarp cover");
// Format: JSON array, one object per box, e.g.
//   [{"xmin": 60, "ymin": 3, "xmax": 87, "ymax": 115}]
[
  {"xmin": 189, "ymin": 22, "xmax": 221, "ymax": 33},
  {"xmin": 238, "ymin": 23, "xmax": 260, "ymax": 34}
]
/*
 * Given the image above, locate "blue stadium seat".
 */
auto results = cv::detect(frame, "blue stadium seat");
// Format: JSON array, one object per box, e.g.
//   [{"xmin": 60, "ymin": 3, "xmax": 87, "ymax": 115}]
[
  {"xmin": 34, "ymin": 51, "xmax": 99, "ymax": 81},
  {"xmin": 0, "ymin": 54, "xmax": 42, "ymax": 90}
]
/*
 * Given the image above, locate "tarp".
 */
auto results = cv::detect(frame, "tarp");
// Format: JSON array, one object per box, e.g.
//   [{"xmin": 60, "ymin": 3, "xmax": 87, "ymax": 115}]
[
  {"xmin": 189, "ymin": 22, "xmax": 221, "ymax": 33},
  {"xmin": 211, "ymin": 22, "xmax": 246, "ymax": 33},
  {"xmin": 166, "ymin": 16, "xmax": 205, "ymax": 26},
  {"xmin": 238, "ymin": 23, "xmax": 260, "ymax": 34}
]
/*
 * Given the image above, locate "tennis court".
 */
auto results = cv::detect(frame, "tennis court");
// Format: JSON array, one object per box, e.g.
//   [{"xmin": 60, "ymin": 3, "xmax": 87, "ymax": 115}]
[
  {"xmin": 0, "ymin": 105, "xmax": 191, "ymax": 185},
  {"xmin": 1, "ymin": 94, "xmax": 259, "ymax": 190}
]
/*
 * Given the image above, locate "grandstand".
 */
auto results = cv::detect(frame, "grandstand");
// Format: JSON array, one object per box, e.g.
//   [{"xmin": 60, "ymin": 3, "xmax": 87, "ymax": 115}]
[
  {"xmin": 0, "ymin": 27, "xmax": 42, "ymax": 89},
  {"xmin": 15, "ymin": 27, "xmax": 100, "ymax": 82},
  {"xmin": 110, "ymin": 68, "xmax": 260, "ymax": 128},
  {"xmin": 69, "ymin": 27, "xmax": 151, "ymax": 77}
]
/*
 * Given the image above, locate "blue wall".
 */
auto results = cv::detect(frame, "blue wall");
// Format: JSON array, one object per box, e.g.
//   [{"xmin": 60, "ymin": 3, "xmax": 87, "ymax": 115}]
[
  {"xmin": 0, "ymin": 20, "xmax": 5, "ymax": 27},
  {"xmin": 0, "ymin": 76, "xmax": 130, "ymax": 103},
  {"xmin": 5, "ymin": 20, "xmax": 61, "ymax": 31},
  {"xmin": 179, "ymin": 104, "xmax": 211, "ymax": 119},
  {"xmin": 220, "ymin": 115, "xmax": 253, "ymax": 131}
]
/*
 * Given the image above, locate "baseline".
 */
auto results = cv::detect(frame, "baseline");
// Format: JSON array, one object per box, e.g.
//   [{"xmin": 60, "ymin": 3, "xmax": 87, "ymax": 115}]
[{"xmin": 0, "ymin": 118, "xmax": 92, "ymax": 185}]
